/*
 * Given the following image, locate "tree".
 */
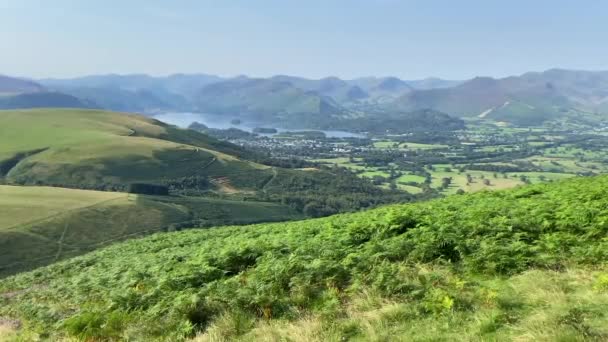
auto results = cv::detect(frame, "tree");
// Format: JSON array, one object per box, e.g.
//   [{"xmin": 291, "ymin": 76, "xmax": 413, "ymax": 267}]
[
  {"xmin": 389, "ymin": 181, "xmax": 397, "ymax": 191},
  {"xmin": 128, "ymin": 183, "xmax": 169, "ymax": 196}
]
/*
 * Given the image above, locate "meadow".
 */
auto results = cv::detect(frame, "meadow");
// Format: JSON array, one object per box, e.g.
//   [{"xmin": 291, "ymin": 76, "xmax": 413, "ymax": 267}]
[
  {"xmin": 314, "ymin": 125, "xmax": 608, "ymax": 196},
  {"xmin": 0, "ymin": 109, "xmax": 272, "ymax": 192},
  {"xmin": 0, "ymin": 185, "xmax": 300, "ymax": 277}
]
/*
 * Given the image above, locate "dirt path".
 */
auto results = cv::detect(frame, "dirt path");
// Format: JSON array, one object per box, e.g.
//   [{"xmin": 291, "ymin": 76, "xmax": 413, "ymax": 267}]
[
  {"xmin": 262, "ymin": 168, "xmax": 278, "ymax": 193},
  {"xmin": 1, "ymin": 195, "xmax": 127, "ymax": 232},
  {"xmin": 0, "ymin": 317, "xmax": 20, "ymax": 338},
  {"xmin": 54, "ymin": 219, "xmax": 70, "ymax": 261}
]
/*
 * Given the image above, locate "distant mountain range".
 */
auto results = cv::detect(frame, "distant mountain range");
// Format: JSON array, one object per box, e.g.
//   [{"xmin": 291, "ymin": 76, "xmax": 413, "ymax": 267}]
[
  {"xmin": 394, "ymin": 69, "xmax": 608, "ymax": 125},
  {"xmin": 35, "ymin": 73, "xmax": 461, "ymax": 114},
  {"xmin": 0, "ymin": 75, "xmax": 96, "ymax": 110},
  {"xmin": 0, "ymin": 75, "xmax": 45, "ymax": 94},
  {"xmin": 3, "ymin": 69, "xmax": 608, "ymax": 128},
  {"xmin": 32, "ymin": 73, "xmax": 467, "ymax": 131}
]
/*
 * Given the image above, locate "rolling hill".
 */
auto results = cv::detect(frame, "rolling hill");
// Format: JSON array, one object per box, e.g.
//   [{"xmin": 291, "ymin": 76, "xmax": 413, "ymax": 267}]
[
  {"xmin": 33, "ymin": 69, "xmax": 608, "ymax": 128},
  {"xmin": 192, "ymin": 77, "xmax": 465, "ymax": 131},
  {"xmin": 0, "ymin": 75, "xmax": 44, "ymax": 95},
  {"xmin": 0, "ymin": 108, "xmax": 274, "ymax": 191},
  {"xmin": 0, "ymin": 108, "xmax": 417, "ymax": 211},
  {"xmin": 404, "ymin": 77, "xmax": 463, "ymax": 90},
  {"xmin": 47, "ymin": 86, "xmax": 188, "ymax": 113},
  {"xmin": 0, "ymin": 185, "xmax": 300, "ymax": 277},
  {"xmin": 0, "ymin": 75, "xmax": 95, "ymax": 110},
  {"xmin": 1, "ymin": 175, "xmax": 608, "ymax": 340},
  {"xmin": 270, "ymin": 75, "xmax": 371, "ymax": 103},
  {"xmin": 36, "ymin": 73, "xmax": 467, "ymax": 118},
  {"xmin": 349, "ymin": 76, "xmax": 414, "ymax": 102},
  {"xmin": 40, "ymin": 73, "xmax": 223, "ymax": 97},
  {"xmin": 38, "ymin": 74, "xmax": 224, "ymax": 113},
  {"xmin": 195, "ymin": 77, "xmax": 351, "ymax": 126},
  {"xmin": 0, "ymin": 108, "xmax": 415, "ymax": 277},
  {"xmin": 0, "ymin": 92, "xmax": 98, "ymax": 110}
]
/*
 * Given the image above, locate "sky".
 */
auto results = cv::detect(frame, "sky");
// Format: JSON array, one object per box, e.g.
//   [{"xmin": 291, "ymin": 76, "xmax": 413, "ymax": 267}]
[{"xmin": 2, "ymin": 0, "xmax": 608, "ymax": 80}]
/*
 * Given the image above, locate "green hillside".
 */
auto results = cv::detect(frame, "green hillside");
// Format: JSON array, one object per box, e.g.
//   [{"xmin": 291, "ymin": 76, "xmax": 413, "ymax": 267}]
[
  {"xmin": 0, "ymin": 108, "xmax": 273, "ymax": 191},
  {"xmin": 2, "ymin": 175, "xmax": 608, "ymax": 340},
  {"xmin": 0, "ymin": 108, "xmax": 418, "ymax": 215},
  {"xmin": 0, "ymin": 185, "xmax": 300, "ymax": 277}
]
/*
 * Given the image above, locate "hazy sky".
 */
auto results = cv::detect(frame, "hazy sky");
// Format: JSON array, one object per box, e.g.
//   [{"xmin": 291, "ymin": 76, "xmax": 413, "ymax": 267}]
[{"xmin": 2, "ymin": 0, "xmax": 607, "ymax": 79}]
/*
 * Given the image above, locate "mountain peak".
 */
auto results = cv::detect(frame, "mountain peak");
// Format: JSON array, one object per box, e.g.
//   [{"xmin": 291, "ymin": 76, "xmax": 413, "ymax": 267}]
[{"xmin": 376, "ymin": 77, "xmax": 410, "ymax": 91}]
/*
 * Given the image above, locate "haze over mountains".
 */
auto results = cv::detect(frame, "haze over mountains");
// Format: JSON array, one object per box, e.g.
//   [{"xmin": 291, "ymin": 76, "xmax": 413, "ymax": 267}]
[
  {"xmin": 0, "ymin": 75, "xmax": 96, "ymax": 110},
  {"xmin": 4, "ymin": 69, "xmax": 608, "ymax": 128}
]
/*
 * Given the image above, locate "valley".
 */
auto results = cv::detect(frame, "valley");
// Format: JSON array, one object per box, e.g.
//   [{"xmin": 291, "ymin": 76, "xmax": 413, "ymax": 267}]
[
  {"xmin": 5, "ymin": 2, "xmax": 608, "ymax": 340},
  {"xmin": 3, "ymin": 70, "xmax": 608, "ymax": 342},
  {"xmin": 0, "ymin": 108, "xmax": 417, "ymax": 277},
  {"xmin": 186, "ymin": 114, "xmax": 608, "ymax": 196}
]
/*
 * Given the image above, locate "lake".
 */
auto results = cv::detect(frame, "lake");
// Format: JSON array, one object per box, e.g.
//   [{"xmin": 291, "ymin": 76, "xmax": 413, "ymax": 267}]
[{"xmin": 153, "ymin": 112, "xmax": 365, "ymax": 138}]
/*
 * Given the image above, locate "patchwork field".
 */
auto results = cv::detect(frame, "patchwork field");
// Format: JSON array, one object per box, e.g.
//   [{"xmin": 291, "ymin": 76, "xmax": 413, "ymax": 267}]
[{"xmin": 313, "ymin": 125, "xmax": 608, "ymax": 196}]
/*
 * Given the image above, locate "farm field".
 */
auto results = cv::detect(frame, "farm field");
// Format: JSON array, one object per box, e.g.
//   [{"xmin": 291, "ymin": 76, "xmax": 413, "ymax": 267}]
[
  {"xmin": 373, "ymin": 140, "xmax": 448, "ymax": 150},
  {"xmin": 313, "ymin": 124, "xmax": 608, "ymax": 196}
]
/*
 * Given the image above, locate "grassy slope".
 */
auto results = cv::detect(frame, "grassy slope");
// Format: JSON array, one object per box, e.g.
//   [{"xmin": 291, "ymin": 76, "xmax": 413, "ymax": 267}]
[
  {"xmin": 2, "ymin": 176, "xmax": 608, "ymax": 340},
  {"xmin": 0, "ymin": 185, "xmax": 300, "ymax": 277},
  {"xmin": 0, "ymin": 108, "xmax": 272, "ymax": 190}
]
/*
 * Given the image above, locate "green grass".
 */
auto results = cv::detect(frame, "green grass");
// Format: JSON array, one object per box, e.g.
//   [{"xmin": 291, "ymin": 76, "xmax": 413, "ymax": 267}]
[
  {"xmin": 0, "ymin": 109, "xmax": 272, "ymax": 191},
  {"xmin": 2, "ymin": 175, "xmax": 608, "ymax": 340},
  {"xmin": 427, "ymin": 169, "xmax": 523, "ymax": 194},
  {"xmin": 380, "ymin": 183, "xmax": 423, "ymax": 194},
  {"xmin": 359, "ymin": 170, "xmax": 391, "ymax": 178},
  {"xmin": 312, "ymin": 158, "xmax": 367, "ymax": 171},
  {"xmin": 400, "ymin": 142, "xmax": 448, "ymax": 150},
  {"xmin": 397, "ymin": 174, "xmax": 426, "ymax": 183},
  {"xmin": 0, "ymin": 185, "xmax": 123, "ymax": 229},
  {"xmin": 0, "ymin": 185, "xmax": 300, "ymax": 277},
  {"xmin": 522, "ymin": 156, "xmax": 606, "ymax": 174}
]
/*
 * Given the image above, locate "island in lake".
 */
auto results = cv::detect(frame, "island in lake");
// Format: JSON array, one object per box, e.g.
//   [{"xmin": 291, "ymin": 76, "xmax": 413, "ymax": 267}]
[{"xmin": 252, "ymin": 127, "xmax": 278, "ymax": 134}]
